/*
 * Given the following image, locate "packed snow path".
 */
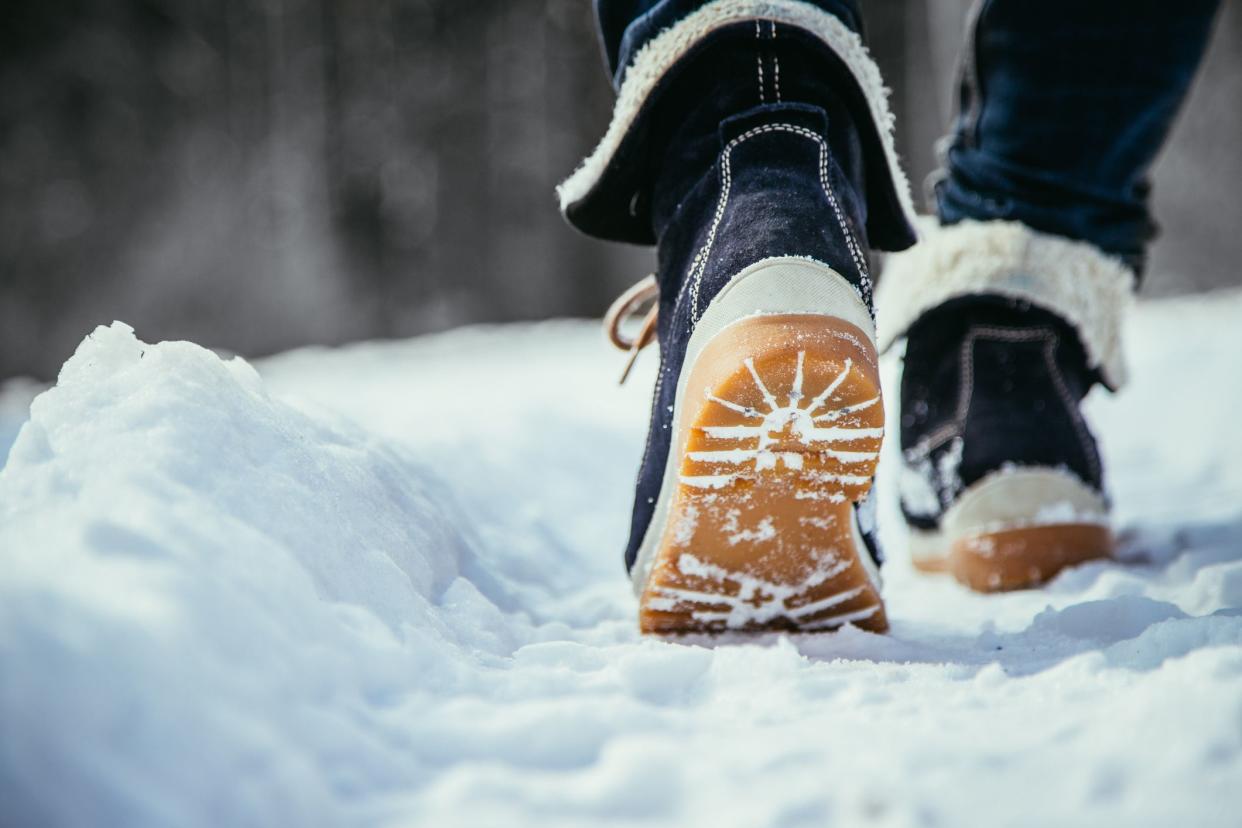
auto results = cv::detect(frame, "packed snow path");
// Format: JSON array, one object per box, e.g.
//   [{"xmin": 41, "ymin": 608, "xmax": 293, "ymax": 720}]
[{"xmin": 2, "ymin": 292, "xmax": 1241, "ymax": 827}]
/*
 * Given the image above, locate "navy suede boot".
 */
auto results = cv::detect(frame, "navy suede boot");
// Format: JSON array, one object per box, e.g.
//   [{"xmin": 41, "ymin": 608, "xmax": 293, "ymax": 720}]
[
  {"xmin": 878, "ymin": 220, "xmax": 1135, "ymax": 591},
  {"xmin": 563, "ymin": 6, "xmax": 917, "ymax": 633}
]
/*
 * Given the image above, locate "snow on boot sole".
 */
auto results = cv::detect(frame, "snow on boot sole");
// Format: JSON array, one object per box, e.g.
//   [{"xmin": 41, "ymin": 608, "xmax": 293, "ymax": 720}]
[
  {"xmin": 908, "ymin": 469, "xmax": 1112, "ymax": 592},
  {"xmin": 630, "ymin": 258, "xmax": 886, "ymax": 635}
]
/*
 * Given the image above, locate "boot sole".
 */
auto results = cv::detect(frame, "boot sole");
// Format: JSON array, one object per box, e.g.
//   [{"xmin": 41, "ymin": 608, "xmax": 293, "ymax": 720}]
[
  {"xmin": 638, "ymin": 313, "xmax": 887, "ymax": 634},
  {"xmin": 908, "ymin": 469, "xmax": 1112, "ymax": 592}
]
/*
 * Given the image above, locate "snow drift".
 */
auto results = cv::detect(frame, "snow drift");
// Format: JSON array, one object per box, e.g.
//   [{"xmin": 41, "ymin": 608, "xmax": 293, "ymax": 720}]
[
  {"xmin": 1, "ymin": 322, "xmax": 504, "ymax": 825},
  {"xmin": 2, "ymin": 296, "xmax": 1241, "ymax": 826}
]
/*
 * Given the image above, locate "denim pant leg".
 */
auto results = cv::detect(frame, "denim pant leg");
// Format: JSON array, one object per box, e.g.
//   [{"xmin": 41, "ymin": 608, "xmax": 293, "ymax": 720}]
[
  {"xmin": 936, "ymin": 0, "xmax": 1222, "ymax": 274},
  {"xmin": 594, "ymin": 0, "xmax": 864, "ymax": 86}
]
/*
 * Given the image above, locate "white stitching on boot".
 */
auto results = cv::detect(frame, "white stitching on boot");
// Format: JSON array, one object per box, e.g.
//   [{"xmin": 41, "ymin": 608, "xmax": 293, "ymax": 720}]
[
  {"xmin": 771, "ymin": 22, "xmax": 782, "ymax": 101},
  {"xmin": 911, "ymin": 325, "xmax": 1100, "ymax": 483},
  {"xmin": 686, "ymin": 123, "xmax": 870, "ymax": 323},
  {"xmin": 755, "ymin": 21, "xmax": 766, "ymax": 103},
  {"xmin": 902, "ymin": 323, "xmax": 1102, "ymax": 526}
]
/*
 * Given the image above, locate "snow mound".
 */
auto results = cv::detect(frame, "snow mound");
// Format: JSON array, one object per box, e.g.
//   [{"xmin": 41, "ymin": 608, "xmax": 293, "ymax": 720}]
[
  {"xmin": 0, "ymin": 323, "xmax": 504, "ymax": 826},
  {"xmin": 3, "ymin": 292, "xmax": 1242, "ymax": 827}
]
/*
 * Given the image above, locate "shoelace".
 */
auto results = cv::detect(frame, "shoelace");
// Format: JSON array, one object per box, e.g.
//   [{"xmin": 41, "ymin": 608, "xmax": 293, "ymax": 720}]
[{"xmin": 603, "ymin": 273, "xmax": 659, "ymax": 384}]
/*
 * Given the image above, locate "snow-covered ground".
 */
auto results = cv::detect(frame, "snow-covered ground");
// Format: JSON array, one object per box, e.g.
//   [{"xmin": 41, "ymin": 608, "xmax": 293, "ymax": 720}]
[{"xmin": 2, "ymin": 291, "xmax": 1241, "ymax": 827}]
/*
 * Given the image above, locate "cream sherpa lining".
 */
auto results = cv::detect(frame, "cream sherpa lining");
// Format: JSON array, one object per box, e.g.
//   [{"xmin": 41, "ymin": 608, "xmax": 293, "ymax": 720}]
[
  {"xmin": 556, "ymin": 0, "xmax": 916, "ymax": 229},
  {"xmin": 876, "ymin": 219, "xmax": 1136, "ymax": 389}
]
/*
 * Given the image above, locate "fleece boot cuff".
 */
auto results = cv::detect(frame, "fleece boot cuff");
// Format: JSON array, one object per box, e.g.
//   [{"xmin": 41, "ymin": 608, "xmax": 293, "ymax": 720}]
[{"xmin": 877, "ymin": 219, "xmax": 1135, "ymax": 389}]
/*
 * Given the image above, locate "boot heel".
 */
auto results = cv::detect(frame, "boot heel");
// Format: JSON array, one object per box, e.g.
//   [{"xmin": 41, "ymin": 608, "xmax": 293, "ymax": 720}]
[
  {"xmin": 950, "ymin": 524, "xmax": 1112, "ymax": 592},
  {"xmin": 638, "ymin": 313, "xmax": 888, "ymax": 634},
  {"xmin": 912, "ymin": 469, "xmax": 1113, "ymax": 592}
]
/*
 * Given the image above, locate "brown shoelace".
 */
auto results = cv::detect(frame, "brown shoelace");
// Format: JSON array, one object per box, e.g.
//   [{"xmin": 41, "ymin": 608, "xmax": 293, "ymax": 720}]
[{"xmin": 603, "ymin": 274, "xmax": 659, "ymax": 384}]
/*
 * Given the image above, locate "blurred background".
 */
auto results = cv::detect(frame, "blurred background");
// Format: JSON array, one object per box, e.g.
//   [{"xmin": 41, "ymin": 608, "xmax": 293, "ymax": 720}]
[{"xmin": 2, "ymin": 0, "xmax": 1239, "ymax": 379}]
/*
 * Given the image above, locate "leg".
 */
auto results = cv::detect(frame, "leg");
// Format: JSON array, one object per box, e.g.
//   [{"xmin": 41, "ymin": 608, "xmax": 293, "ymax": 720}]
[
  {"xmin": 566, "ymin": 1, "xmax": 919, "ymax": 632},
  {"xmin": 936, "ymin": 0, "xmax": 1222, "ymax": 273},
  {"xmin": 882, "ymin": 0, "xmax": 1222, "ymax": 590}
]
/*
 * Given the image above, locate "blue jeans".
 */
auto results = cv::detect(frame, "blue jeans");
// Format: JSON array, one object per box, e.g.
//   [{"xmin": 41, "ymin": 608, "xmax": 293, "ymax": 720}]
[{"xmin": 595, "ymin": 0, "xmax": 1221, "ymax": 274}]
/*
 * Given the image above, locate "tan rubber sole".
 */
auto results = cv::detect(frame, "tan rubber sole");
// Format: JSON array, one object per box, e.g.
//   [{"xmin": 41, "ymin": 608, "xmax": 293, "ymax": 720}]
[
  {"xmin": 638, "ymin": 314, "xmax": 888, "ymax": 635},
  {"xmin": 915, "ymin": 523, "xmax": 1112, "ymax": 592}
]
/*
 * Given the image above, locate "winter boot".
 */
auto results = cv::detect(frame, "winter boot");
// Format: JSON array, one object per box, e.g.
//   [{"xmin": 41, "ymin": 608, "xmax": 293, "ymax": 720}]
[
  {"xmin": 877, "ymin": 220, "xmax": 1134, "ymax": 591},
  {"xmin": 562, "ymin": 2, "xmax": 918, "ymax": 633}
]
